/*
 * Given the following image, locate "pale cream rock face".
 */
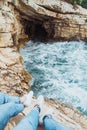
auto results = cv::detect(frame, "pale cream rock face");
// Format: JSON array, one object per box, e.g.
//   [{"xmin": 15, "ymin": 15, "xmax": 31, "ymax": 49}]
[
  {"xmin": 0, "ymin": 6, "xmax": 31, "ymax": 95},
  {"xmin": 0, "ymin": 1, "xmax": 87, "ymax": 130}
]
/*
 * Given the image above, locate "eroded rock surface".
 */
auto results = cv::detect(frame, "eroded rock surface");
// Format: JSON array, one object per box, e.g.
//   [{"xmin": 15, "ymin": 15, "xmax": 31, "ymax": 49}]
[
  {"xmin": 6, "ymin": 0, "xmax": 87, "ymax": 41},
  {"xmin": 5, "ymin": 99, "xmax": 87, "ymax": 130},
  {"xmin": 0, "ymin": 6, "xmax": 31, "ymax": 95},
  {"xmin": 23, "ymin": 0, "xmax": 87, "ymax": 41},
  {"xmin": 0, "ymin": 1, "xmax": 87, "ymax": 130}
]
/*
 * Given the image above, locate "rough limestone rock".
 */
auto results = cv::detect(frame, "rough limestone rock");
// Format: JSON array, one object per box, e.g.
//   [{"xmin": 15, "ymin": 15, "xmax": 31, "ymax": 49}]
[
  {"xmin": 23, "ymin": 0, "xmax": 87, "ymax": 41},
  {"xmin": 0, "ymin": 6, "xmax": 31, "ymax": 95},
  {"xmin": 6, "ymin": 0, "xmax": 87, "ymax": 41},
  {"xmin": 5, "ymin": 99, "xmax": 87, "ymax": 130},
  {"xmin": 0, "ymin": 1, "xmax": 87, "ymax": 130},
  {"xmin": 0, "ymin": 6, "xmax": 14, "ymax": 47}
]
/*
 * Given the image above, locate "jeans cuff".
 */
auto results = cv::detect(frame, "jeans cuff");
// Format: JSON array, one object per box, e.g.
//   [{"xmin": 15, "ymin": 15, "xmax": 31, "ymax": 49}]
[
  {"xmin": 34, "ymin": 105, "xmax": 40, "ymax": 112},
  {"xmin": 43, "ymin": 114, "xmax": 52, "ymax": 121}
]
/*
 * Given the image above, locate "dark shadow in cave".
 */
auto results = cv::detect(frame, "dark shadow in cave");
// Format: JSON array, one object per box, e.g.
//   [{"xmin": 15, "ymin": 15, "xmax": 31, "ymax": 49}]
[
  {"xmin": 33, "ymin": 24, "xmax": 48, "ymax": 42},
  {"xmin": 26, "ymin": 23, "xmax": 48, "ymax": 42}
]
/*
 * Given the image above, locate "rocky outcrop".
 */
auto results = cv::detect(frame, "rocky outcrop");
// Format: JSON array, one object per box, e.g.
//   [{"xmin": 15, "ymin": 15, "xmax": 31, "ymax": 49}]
[
  {"xmin": 23, "ymin": 0, "xmax": 87, "ymax": 41},
  {"xmin": 0, "ymin": 6, "xmax": 31, "ymax": 95},
  {"xmin": 0, "ymin": 1, "xmax": 87, "ymax": 130},
  {"xmin": 5, "ymin": 99, "xmax": 87, "ymax": 130},
  {"xmin": 6, "ymin": 0, "xmax": 87, "ymax": 41}
]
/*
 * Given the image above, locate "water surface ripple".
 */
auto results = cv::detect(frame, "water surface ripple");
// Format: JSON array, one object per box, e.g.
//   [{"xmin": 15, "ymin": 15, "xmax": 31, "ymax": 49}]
[{"xmin": 20, "ymin": 40, "xmax": 87, "ymax": 115}]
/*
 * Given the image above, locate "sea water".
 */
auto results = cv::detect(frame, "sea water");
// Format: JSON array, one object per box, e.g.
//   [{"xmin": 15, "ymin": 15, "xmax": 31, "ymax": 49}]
[{"xmin": 20, "ymin": 40, "xmax": 87, "ymax": 115}]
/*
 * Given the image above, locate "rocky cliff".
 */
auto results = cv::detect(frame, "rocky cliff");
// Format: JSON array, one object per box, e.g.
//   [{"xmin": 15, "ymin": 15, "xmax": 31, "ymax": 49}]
[
  {"xmin": 0, "ymin": 0, "xmax": 87, "ymax": 130},
  {"xmin": 5, "ymin": 0, "xmax": 87, "ymax": 42},
  {"xmin": 23, "ymin": 0, "xmax": 87, "ymax": 41},
  {"xmin": 0, "ymin": 5, "xmax": 31, "ymax": 95}
]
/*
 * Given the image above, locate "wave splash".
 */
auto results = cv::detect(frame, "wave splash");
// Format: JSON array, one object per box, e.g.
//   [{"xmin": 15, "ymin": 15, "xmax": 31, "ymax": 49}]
[{"xmin": 20, "ymin": 40, "xmax": 87, "ymax": 115}]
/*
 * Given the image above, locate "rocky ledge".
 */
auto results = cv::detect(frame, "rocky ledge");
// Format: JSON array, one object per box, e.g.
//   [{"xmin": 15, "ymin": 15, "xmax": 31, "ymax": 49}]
[
  {"xmin": 5, "ymin": 99, "xmax": 87, "ymax": 130},
  {"xmin": 5, "ymin": 0, "xmax": 87, "ymax": 41},
  {"xmin": 0, "ymin": 0, "xmax": 87, "ymax": 130},
  {"xmin": 0, "ymin": 6, "xmax": 31, "ymax": 95}
]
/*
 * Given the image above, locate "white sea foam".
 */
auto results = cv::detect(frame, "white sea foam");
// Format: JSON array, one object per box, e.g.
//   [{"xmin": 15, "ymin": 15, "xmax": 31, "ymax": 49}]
[{"xmin": 20, "ymin": 40, "xmax": 87, "ymax": 114}]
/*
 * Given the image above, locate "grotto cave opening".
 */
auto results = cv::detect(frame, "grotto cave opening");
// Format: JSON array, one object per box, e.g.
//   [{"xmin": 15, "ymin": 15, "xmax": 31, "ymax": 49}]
[{"xmin": 25, "ymin": 22, "xmax": 48, "ymax": 42}]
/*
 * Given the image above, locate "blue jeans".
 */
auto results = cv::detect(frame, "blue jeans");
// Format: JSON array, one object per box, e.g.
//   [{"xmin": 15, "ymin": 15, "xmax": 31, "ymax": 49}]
[
  {"xmin": 13, "ymin": 107, "xmax": 39, "ymax": 130},
  {"xmin": 13, "ymin": 107, "xmax": 71, "ymax": 130},
  {"xmin": 43, "ymin": 116, "xmax": 71, "ymax": 130}
]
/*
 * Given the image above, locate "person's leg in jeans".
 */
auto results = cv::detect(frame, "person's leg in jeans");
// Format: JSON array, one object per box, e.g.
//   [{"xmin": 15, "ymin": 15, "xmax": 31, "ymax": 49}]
[
  {"xmin": 13, "ymin": 106, "xmax": 40, "ymax": 130},
  {"xmin": 13, "ymin": 95, "xmax": 44, "ymax": 130},
  {"xmin": 43, "ymin": 115, "xmax": 71, "ymax": 130}
]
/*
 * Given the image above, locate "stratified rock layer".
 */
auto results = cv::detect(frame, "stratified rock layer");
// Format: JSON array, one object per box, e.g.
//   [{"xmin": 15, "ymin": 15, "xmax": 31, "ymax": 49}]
[
  {"xmin": 5, "ymin": 99, "xmax": 87, "ymax": 130},
  {"xmin": 24, "ymin": 0, "xmax": 87, "ymax": 41},
  {"xmin": 0, "ymin": 1, "xmax": 87, "ymax": 130},
  {"xmin": 0, "ymin": 6, "xmax": 31, "ymax": 95},
  {"xmin": 7, "ymin": 0, "xmax": 87, "ymax": 41}
]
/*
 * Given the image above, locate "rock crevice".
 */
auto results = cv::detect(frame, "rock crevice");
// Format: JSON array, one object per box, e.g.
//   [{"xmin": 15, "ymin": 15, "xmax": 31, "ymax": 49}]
[
  {"xmin": 0, "ymin": 5, "xmax": 31, "ymax": 95},
  {"xmin": 0, "ymin": 0, "xmax": 87, "ymax": 130},
  {"xmin": 7, "ymin": 0, "xmax": 87, "ymax": 42}
]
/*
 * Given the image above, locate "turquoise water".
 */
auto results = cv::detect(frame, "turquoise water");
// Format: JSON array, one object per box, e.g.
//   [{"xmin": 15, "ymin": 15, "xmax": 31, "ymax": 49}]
[{"xmin": 20, "ymin": 40, "xmax": 87, "ymax": 115}]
